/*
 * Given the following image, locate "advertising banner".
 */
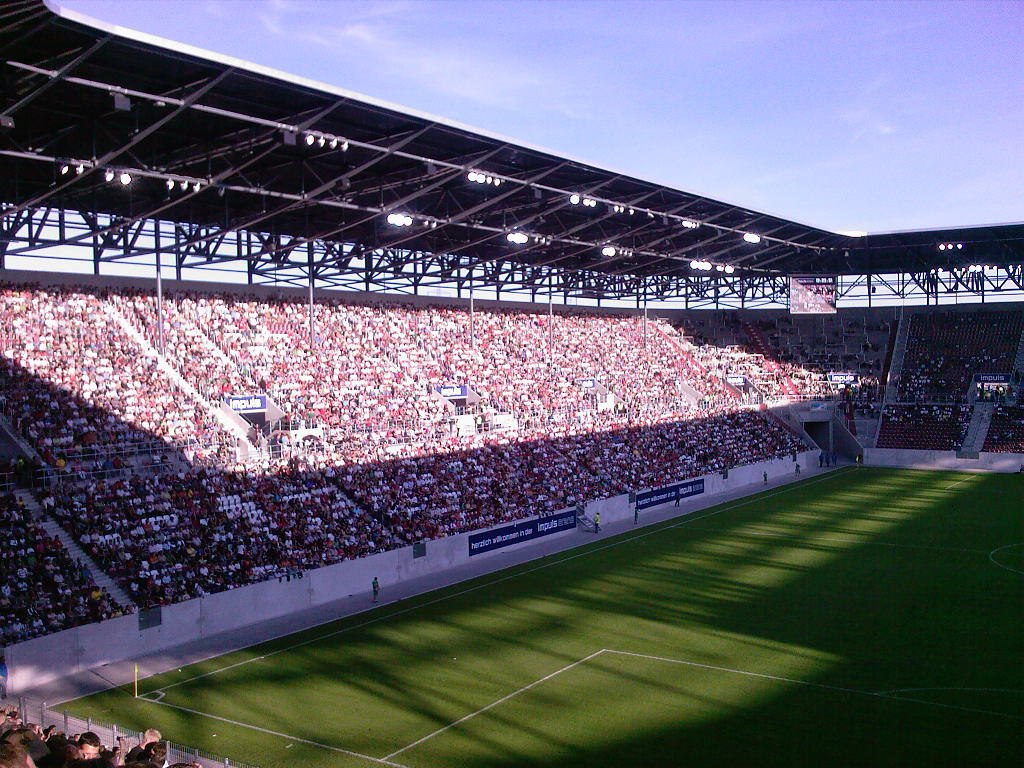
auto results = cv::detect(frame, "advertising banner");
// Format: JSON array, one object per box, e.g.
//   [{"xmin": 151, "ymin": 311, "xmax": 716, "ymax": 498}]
[
  {"xmin": 634, "ymin": 478, "xmax": 705, "ymax": 511},
  {"xmin": 225, "ymin": 394, "xmax": 268, "ymax": 413},
  {"xmin": 827, "ymin": 372, "xmax": 859, "ymax": 385},
  {"xmin": 468, "ymin": 508, "xmax": 579, "ymax": 556},
  {"xmin": 976, "ymin": 373, "xmax": 1010, "ymax": 384}
]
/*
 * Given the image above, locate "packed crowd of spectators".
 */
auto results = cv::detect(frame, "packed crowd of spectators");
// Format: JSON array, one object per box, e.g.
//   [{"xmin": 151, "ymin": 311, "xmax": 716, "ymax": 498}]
[
  {"xmin": 1, "ymin": 282, "xmax": 809, "ymax": 620},
  {"xmin": 41, "ymin": 460, "xmax": 398, "ymax": 608},
  {"xmin": 895, "ymin": 311, "xmax": 1024, "ymax": 403},
  {"xmin": 0, "ymin": 491, "xmax": 125, "ymax": 646},
  {"xmin": 0, "ymin": 285, "xmax": 228, "ymax": 479},
  {"xmin": 0, "ymin": 709, "xmax": 201, "ymax": 768}
]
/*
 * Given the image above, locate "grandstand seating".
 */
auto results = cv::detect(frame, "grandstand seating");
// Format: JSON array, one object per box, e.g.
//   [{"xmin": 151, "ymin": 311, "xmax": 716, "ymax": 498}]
[
  {"xmin": 0, "ymin": 283, "xmax": 810, "ymax": 616},
  {"xmin": 982, "ymin": 406, "xmax": 1024, "ymax": 453},
  {"xmin": 0, "ymin": 490, "xmax": 126, "ymax": 645},
  {"xmin": 875, "ymin": 404, "xmax": 972, "ymax": 451},
  {"xmin": 674, "ymin": 312, "xmax": 887, "ymax": 402},
  {"xmin": 894, "ymin": 311, "xmax": 1024, "ymax": 403}
]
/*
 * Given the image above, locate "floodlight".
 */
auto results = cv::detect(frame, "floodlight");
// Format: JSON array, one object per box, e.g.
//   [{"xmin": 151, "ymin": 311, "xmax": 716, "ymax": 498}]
[
  {"xmin": 743, "ymin": 233, "xmax": 761, "ymax": 244},
  {"xmin": 119, "ymin": 172, "xmax": 132, "ymax": 186},
  {"xmin": 59, "ymin": 164, "xmax": 70, "ymax": 175},
  {"xmin": 569, "ymin": 194, "xmax": 581, "ymax": 205},
  {"xmin": 305, "ymin": 133, "xmax": 316, "ymax": 146},
  {"xmin": 724, "ymin": 265, "xmax": 735, "ymax": 274},
  {"xmin": 104, "ymin": 169, "xmax": 115, "ymax": 182},
  {"xmin": 166, "ymin": 179, "xmax": 175, "ymax": 190},
  {"xmin": 507, "ymin": 232, "xmax": 529, "ymax": 245},
  {"xmin": 601, "ymin": 246, "xmax": 617, "ymax": 257}
]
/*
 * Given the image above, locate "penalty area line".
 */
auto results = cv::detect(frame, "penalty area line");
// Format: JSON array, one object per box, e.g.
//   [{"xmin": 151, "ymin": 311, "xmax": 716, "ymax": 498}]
[
  {"xmin": 382, "ymin": 649, "xmax": 607, "ymax": 761},
  {"xmin": 136, "ymin": 696, "xmax": 411, "ymax": 768}
]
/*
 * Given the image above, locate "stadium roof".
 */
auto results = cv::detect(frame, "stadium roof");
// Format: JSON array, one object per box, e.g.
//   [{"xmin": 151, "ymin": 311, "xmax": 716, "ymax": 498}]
[{"xmin": 2, "ymin": 0, "xmax": 1024, "ymax": 294}]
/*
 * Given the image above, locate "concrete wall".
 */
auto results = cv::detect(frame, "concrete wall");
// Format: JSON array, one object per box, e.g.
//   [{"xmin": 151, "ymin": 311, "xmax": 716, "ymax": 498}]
[
  {"xmin": 5, "ymin": 450, "xmax": 813, "ymax": 693},
  {"xmin": 864, "ymin": 448, "xmax": 1024, "ymax": 472}
]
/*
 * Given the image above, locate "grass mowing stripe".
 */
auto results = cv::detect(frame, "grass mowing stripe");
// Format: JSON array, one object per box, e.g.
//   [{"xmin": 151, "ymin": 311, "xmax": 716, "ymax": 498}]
[
  {"xmin": 679, "ymin": 527, "xmax": 988, "ymax": 554},
  {"xmin": 140, "ymin": 468, "xmax": 853, "ymax": 699},
  {"xmin": 136, "ymin": 696, "xmax": 412, "ymax": 768},
  {"xmin": 603, "ymin": 649, "xmax": 1023, "ymax": 721},
  {"xmin": 382, "ymin": 650, "xmax": 606, "ymax": 761}
]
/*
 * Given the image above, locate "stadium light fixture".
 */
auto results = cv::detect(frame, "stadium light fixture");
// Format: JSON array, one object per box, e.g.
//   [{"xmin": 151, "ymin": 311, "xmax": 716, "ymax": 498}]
[
  {"xmin": 305, "ymin": 133, "xmax": 316, "ymax": 146},
  {"xmin": 601, "ymin": 246, "xmax": 617, "ymax": 257},
  {"xmin": 104, "ymin": 169, "xmax": 115, "ymax": 182},
  {"xmin": 166, "ymin": 179, "xmax": 175, "ymax": 190},
  {"xmin": 507, "ymin": 232, "xmax": 529, "ymax": 245},
  {"xmin": 724, "ymin": 265, "xmax": 735, "ymax": 274},
  {"xmin": 386, "ymin": 212, "xmax": 414, "ymax": 227},
  {"xmin": 743, "ymin": 233, "xmax": 761, "ymax": 244},
  {"xmin": 681, "ymin": 219, "xmax": 700, "ymax": 229},
  {"xmin": 569, "ymin": 194, "xmax": 581, "ymax": 205},
  {"xmin": 119, "ymin": 172, "xmax": 132, "ymax": 186},
  {"xmin": 75, "ymin": 164, "xmax": 85, "ymax": 175},
  {"xmin": 59, "ymin": 163, "xmax": 70, "ymax": 176}
]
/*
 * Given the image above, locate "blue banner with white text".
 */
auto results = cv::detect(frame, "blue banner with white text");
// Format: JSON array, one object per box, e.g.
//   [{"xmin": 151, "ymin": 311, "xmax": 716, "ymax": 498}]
[
  {"xmin": 468, "ymin": 508, "xmax": 578, "ymax": 556},
  {"xmin": 635, "ymin": 478, "xmax": 705, "ymax": 511}
]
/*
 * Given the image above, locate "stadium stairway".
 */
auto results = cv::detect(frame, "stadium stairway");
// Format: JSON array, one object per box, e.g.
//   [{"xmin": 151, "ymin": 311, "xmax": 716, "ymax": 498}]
[
  {"xmin": 883, "ymin": 308, "xmax": 910, "ymax": 404},
  {"xmin": 0, "ymin": 411, "xmax": 41, "ymax": 463},
  {"xmin": 960, "ymin": 401, "xmax": 995, "ymax": 454},
  {"xmin": 1013, "ymin": 328, "xmax": 1024, "ymax": 381},
  {"xmin": 650, "ymin": 322, "xmax": 740, "ymax": 401},
  {"xmin": 741, "ymin": 321, "xmax": 800, "ymax": 398},
  {"xmin": 14, "ymin": 489, "xmax": 135, "ymax": 610},
  {"xmin": 103, "ymin": 302, "xmax": 259, "ymax": 453}
]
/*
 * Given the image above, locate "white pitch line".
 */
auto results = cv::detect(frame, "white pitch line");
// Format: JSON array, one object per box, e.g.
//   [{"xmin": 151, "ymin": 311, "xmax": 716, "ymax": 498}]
[
  {"xmin": 136, "ymin": 695, "xmax": 411, "ymax": 768},
  {"xmin": 876, "ymin": 686, "xmax": 1024, "ymax": 696},
  {"xmin": 603, "ymin": 649, "xmax": 1023, "ymax": 721},
  {"xmin": 383, "ymin": 649, "xmax": 606, "ymax": 761},
  {"xmin": 143, "ymin": 468, "xmax": 852, "ymax": 697},
  {"xmin": 945, "ymin": 475, "xmax": 976, "ymax": 490},
  {"xmin": 988, "ymin": 543, "xmax": 1024, "ymax": 575}
]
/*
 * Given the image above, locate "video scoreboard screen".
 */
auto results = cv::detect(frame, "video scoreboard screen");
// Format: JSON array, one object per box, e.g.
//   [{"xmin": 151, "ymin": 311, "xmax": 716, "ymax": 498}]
[{"xmin": 789, "ymin": 275, "xmax": 837, "ymax": 314}]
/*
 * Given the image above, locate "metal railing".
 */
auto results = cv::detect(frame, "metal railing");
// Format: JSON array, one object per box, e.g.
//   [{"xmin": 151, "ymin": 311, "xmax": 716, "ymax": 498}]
[{"xmin": 14, "ymin": 696, "xmax": 260, "ymax": 768}]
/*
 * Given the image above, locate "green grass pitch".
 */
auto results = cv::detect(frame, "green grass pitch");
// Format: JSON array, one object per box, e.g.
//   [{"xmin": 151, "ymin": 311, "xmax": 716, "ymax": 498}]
[{"xmin": 66, "ymin": 467, "xmax": 1024, "ymax": 767}]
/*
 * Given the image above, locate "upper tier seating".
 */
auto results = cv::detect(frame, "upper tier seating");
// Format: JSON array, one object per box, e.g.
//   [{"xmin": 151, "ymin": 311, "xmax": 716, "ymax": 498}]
[{"xmin": 895, "ymin": 311, "xmax": 1024, "ymax": 403}]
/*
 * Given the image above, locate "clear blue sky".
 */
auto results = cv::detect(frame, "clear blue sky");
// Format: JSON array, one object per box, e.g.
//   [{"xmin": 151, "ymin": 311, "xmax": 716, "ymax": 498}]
[{"xmin": 60, "ymin": 0, "xmax": 1024, "ymax": 234}]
